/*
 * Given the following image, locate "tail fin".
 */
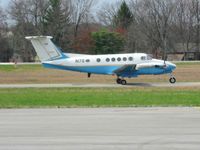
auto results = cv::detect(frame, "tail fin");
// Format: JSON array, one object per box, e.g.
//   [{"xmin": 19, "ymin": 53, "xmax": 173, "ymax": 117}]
[{"xmin": 26, "ymin": 36, "xmax": 67, "ymax": 61}]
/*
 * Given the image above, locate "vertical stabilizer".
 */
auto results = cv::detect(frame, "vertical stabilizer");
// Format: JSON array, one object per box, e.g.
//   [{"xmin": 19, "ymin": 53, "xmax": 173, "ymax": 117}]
[{"xmin": 26, "ymin": 36, "xmax": 66, "ymax": 61}]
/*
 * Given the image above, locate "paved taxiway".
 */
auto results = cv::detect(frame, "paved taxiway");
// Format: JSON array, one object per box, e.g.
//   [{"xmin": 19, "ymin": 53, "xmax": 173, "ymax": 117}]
[
  {"xmin": 0, "ymin": 82, "xmax": 200, "ymax": 88},
  {"xmin": 0, "ymin": 108, "xmax": 200, "ymax": 150}
]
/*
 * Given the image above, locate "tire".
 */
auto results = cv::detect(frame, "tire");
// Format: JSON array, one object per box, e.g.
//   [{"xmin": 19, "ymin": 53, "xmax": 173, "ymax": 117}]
[
  {"xmin": 121, "ymin": 80, "xmax": 127, "ymax": 85},
  {"xmin": 116, "ymin": 78, "xmax": 121, "ymax": 84},
  {"xmin": 169, "ymin": 77, "xmax": 176, "ymax": 84}
]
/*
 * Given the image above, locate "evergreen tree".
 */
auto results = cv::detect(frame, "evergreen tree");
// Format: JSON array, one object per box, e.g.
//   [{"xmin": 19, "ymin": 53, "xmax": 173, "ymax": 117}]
[
  {"xmin": 113, "ymin": 1, "xmax": 134, "ymax": 29},
  {"xmin": 43, "ymin": 0, "xmax": 69, "ymax": 46},
  {"xmin": 91, "ymin": 29, "xmax": 125, "ymax": 54}
]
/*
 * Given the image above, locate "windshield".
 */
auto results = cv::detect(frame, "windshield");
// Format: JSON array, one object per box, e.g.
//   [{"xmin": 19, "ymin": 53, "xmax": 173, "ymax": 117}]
[{"xmin": 147, "ymin": 55, "xmax": 152, "ymax": 60}]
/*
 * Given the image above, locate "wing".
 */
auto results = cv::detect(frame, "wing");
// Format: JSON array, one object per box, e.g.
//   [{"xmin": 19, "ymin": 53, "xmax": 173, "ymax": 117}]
[
  {"xmin": 113, "ymin": 65, "xmax": 137, "ymax": 76},
  {"xmin": 113, "ymin": 62, "xmax": 166, "ymax": 77}
]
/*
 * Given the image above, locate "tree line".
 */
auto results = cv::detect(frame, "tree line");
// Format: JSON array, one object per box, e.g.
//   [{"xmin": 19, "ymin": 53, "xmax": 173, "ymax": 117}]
[{"xmin": 0, "ymin": 0, "xmax": 200, "ymax": 62}]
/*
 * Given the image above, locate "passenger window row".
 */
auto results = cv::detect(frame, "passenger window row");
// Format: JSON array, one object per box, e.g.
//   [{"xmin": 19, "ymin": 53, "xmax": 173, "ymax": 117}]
[
  {"xmin": 85, "ymin": 56, "xmax": 147, "ymax": 63},
  {"xmin": 80, "ymin": 56, "xmax": 148, "ymax": 63},
  {"xmin": 96, "ymin": 57, "xmax": 134, "ymax": 63}
]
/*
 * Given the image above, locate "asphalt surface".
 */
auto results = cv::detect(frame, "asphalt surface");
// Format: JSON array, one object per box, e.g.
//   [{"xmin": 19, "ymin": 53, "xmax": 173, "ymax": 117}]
[
  {"xmin": 0, "ymin": 82, "xmax": 200, "ymax": 88},
  {"xmin": 0, "ymin": 108, "xmax": 200, "ymax": 150}
]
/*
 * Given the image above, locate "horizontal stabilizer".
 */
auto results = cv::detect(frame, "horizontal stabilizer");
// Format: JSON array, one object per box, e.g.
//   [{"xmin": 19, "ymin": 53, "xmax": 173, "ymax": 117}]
[{"xmin": 26, "ymin": 36, "xmax": 53, "ymax": 40}]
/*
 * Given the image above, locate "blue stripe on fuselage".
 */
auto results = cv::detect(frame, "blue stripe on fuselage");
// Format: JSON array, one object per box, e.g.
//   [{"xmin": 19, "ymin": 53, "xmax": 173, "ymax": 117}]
[
  {"xmin": 43, "ymin": 63, "xmax": 120, "ymax": 75},
  {"xmin": 42, "ymin": 63, "xmax": 173, "ymax": 76}
]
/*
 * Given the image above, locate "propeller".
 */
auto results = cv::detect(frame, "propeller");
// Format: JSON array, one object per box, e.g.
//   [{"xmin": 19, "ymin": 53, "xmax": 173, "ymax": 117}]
[
  {"xmin": 163, "ymin": 41, "xmax": 167, "ymax": 69},
  {"xmin": 163, "ymin": 57, "xmax": 167, "ymax": 69}
]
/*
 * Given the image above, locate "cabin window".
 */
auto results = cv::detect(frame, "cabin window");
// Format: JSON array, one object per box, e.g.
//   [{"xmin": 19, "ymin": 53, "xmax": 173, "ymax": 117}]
[
  {"xmin": 129, "ymin": 57, "xmax": 133, "ymax": 61},
  {"xmin": 106, "ymin": 58, "xmax": 110, "ymax": 62},
  {"xmin": 141, "ymin": 56, "xmax": 146, "ymax": 60},
  {"xmin": 111, "ymin": 58, "xmax": 116, "ymax": 62},
  {"xmin": 117, "ymin": 57, "xmax": 121, "ymax": 61},
  {"xmin": 123, "ymin": 57, "xmax": 127, "ymax": 61},
  {"xmin": 97, "ymin": 58, "xmax": 101, "ymax": 62},
  {"xmin": 86, "ymin": 59, "xmax": 90, "ymax": 63}
]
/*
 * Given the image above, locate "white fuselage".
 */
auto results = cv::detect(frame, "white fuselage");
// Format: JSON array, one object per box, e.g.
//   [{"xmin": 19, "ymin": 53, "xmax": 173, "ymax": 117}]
[
  {"xmin": 45, "ymin": 53, "xmax": 159, "ymax": 67},
  {"xmin": 43, "ymin": 53, "xmax": 176, "ymax": 77},
  {"xmin": 26, "ymin": 36, "xmax": 177, "ymax": 84}
]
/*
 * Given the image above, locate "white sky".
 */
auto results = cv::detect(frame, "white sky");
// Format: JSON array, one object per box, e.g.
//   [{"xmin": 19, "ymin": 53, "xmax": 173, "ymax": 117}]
[
  {"xmin": 0, "ymin": 0, "xmax": 125, "ymax": 9},
  {"xmin": 0, "ymin": 0, "xmax": 122, "ymax": 17},
  {"xmin": 0, "ymin": 0, "xmax": 10, "ymax": 8},
  {"xmin": 0, "ymin": 0, "xmax": 119, "ymax": 8},
  {"xmin": 0, "ymin": 0, "xmax": 124, "ymax": 24}
]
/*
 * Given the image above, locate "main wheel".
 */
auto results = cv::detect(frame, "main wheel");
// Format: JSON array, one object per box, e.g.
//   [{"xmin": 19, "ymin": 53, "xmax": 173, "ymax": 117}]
[
  {"xmin": 116, "ymin": 78, "xmax": 122, "ymax": 84},
  {"xmin": 169, "ymin": 77, "xmax": 176, "ymax": 84},
  {"xmin": 121, "ymin": 80, "xmax": 127, "ymax": 85}
]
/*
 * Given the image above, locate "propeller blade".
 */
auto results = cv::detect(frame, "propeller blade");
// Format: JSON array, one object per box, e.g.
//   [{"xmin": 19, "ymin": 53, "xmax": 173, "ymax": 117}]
[{"xmin": 163, "ymin": 55, "xmax": 167, "ymax": 68}]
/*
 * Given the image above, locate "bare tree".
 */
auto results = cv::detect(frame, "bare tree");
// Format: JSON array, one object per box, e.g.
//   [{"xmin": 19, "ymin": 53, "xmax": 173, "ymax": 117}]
[
  {"xmin": 191, "ymin": 0, "xmax": 200, "ymax": 59},
  {"xmin": 0, "ymin": 8, "xmax": 6, "ymax": 24},
  {"xmin": 173, "ymin": 0, "xmax": 195, "ymax": 60},
  {"xmin": 0, "ymin": 7, "xmax": 12, "ymax": 62},
  {"xmin": 69, "ymin": 0, "xmax": 95, "ymax": 38},
  {"xmin": 3, "ymin": 0, "xmax": 200, "ymax": 61},
  {"xmin": 0, "ymin": 7, "xmax": 7, "ymax": 34},
  {"xmin": 27, "ymin": 0, "xmax": 48, "ymax": 34},
  {"xmin": 97, "ymin": 2, "xmax": 119, "ymax": 27},
  {"xmin": 132, "ymin": 0, "xmax": 176, "ymax": 57},
  {"xmin": 9, "ymin": 0, "xmax": 37, "ymax": 62}
]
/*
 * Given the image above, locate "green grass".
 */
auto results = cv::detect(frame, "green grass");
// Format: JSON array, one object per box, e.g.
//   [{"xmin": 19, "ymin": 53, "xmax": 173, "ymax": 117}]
[
  {"xmin": 0, "ymin": 64, "xmax": 42, "ymax": 72},
  {"xmin": 0, "ymin": 88, "xmax": 200, "ymax": 108},
  {"xmin": 175, "ymin": 61, "xmax": 200, "ymax": 66}
]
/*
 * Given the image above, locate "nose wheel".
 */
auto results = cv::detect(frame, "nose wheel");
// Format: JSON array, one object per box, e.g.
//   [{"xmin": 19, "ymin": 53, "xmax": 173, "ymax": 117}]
[
  {"xmin": 169, "ymin": 74, "xmax": 176, "ymax": 84},
  {"xmin": 116, "ymin": 78, "xmax": 127, "ymax": 85},
  {"xmin": 169, "ymin": 77, "xmax": 176, "ymax": 84}
]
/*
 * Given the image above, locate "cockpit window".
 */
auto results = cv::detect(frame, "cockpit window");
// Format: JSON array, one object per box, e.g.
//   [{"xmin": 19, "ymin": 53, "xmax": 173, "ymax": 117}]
[{"xmin": 147, "ymin": 55, "xmax": 152, "ymax": 60}]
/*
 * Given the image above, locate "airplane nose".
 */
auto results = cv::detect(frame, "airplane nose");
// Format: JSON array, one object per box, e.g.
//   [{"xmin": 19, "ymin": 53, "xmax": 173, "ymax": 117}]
[
  {"xmin": 169, "ymin": 63, "xmax": 176, "ymax": 71},
  {"xmin": 165, "ymin": 61, "xmax": 176, "ymax": 71}
]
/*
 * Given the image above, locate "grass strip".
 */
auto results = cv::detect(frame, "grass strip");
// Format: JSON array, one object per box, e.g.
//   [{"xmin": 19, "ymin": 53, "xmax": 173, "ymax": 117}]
[
  {"xmin": 0, "ymin": 88, "xmax": 199, "ymax": 108},
  {"xmin": 0, "ymin": 64, "xmax": 42, "ymax": 72}
]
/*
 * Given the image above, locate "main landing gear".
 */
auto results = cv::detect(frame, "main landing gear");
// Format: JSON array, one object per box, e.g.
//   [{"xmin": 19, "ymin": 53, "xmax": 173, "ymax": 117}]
[
  {"xmin": 116, "ymin": 78, "xmax": 127, "ymax": 85},
  {"xmin": 169, "ymin": 74, "xmax": 176, "ymax": 84},
  {"xmin": 116, "ymin": 75, "xmax": 177, "ymax": 85}
]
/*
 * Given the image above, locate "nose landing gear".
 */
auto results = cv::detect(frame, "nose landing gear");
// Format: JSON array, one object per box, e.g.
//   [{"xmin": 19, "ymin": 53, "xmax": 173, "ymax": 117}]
[{"xmin": 169, "ymin": 74, "xmax": 176, "ymax": 84}]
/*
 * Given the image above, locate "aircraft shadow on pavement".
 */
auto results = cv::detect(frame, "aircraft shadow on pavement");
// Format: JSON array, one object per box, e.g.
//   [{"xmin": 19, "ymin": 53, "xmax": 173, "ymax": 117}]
[{"xmin": 126, "ymin": 83, "xmax": 153, "ymax": 87}]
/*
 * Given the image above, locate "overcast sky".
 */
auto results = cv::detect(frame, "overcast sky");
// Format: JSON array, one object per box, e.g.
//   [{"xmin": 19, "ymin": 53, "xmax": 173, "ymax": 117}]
[
  {"xmin": 0, "ymin": 0, "xmax": 121, "ymax": 8},
  {"xmin": 0, "ymin": 0, "xmax": 122, "ymax": 17},
  {"xmin": 0, "ymin": 0, "xmax": 9, "ymax": 8},
  {"xmin": 0, "ymin": 0, "xmax": 123, "ymax": 24}
]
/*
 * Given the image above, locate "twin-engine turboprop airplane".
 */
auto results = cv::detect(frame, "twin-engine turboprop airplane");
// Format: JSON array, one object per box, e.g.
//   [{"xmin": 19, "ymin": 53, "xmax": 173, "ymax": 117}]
[{"xmin": 26, "ymin": 36, "xmax": 176, "ymax": 85}]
